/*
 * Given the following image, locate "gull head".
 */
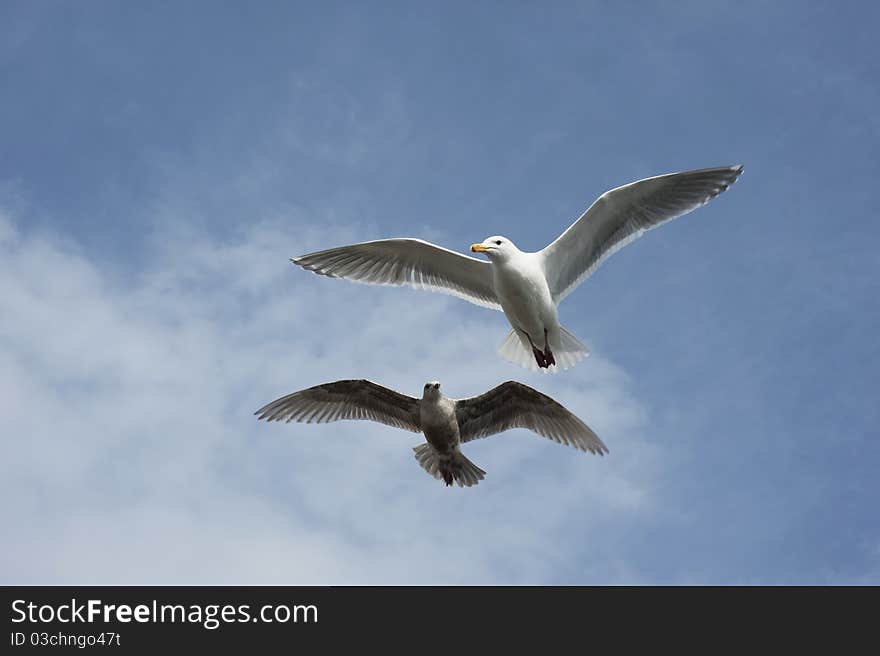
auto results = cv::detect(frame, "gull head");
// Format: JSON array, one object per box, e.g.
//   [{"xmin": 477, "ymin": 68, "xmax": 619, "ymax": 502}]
[
  {"xmin": 470, "ymin": 236, "xmax": 519, "ymax": 263},
  {"xmin": 422, "ymin": 381, "xmax": 442, "ymax": 399}
]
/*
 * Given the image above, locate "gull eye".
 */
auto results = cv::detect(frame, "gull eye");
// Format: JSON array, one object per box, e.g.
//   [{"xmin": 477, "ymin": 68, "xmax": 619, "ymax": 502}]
[{"xmin": 495, "ymin": 240, "xmax": 502, "ymax": 245}]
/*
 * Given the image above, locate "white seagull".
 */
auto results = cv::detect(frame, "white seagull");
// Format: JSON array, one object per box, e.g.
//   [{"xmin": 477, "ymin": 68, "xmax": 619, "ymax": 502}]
[
  {"xmin": 255, "ymin": 379, "xmax": 607, "ymax": 487},
  {"xmin": 293, "ymin": 165, "xmax": 743, "ymax": 372}
]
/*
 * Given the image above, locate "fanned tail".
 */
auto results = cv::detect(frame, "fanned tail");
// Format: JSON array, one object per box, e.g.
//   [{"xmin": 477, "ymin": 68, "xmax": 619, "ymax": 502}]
[
  {"xmin": 413, "ymin": 444, "xmax": 486, "ymax": 487},
  {"xmin": 555, "ymin": 325, "xmax": 590, "ymax": 370},
  {"xmin": 498, "ymin": 329, "xmax": 538, "ymax": 371},
  {"xmin": 497, "ymin": 325, "xmax": 589, "ymax": 373}
]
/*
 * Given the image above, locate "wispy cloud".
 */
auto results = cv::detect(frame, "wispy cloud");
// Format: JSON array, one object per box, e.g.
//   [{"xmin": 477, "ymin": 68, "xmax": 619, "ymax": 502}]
[
  {"xmin": 0, "ymin": 208, "xmax": 656, "ymax": 584},
  {"xmin": 4, "ymin": 1, "xmax": 877, "ymax": 585}
]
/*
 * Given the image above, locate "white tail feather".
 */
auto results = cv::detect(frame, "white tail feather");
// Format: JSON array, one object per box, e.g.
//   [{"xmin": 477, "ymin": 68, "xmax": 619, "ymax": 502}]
[
  {"xmin": 413, "ymin": 444, "xmax": 486, "ymax": 487},
  {"xmin": 497, "ymin": 325, "xmax": 589, "ymax": 373},
  {"xmin": 498, "ymin": 329, "xmax": 538, "ymax": 371},
  {"xmin": 557, "ymin": 325, "xmax": 590, "ymax": 369}
]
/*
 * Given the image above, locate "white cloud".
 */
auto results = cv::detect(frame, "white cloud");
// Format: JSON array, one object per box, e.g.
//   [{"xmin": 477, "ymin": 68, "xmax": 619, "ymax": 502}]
[{"xmin": 0, "ymin": 208, "xmax": 659, "ymax": 584}]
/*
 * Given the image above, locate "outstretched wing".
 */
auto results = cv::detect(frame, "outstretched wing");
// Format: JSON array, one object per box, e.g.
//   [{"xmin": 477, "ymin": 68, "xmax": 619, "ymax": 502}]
[
  {"xmin": 255, "ymin": 379, "xmax": 422, "ymax": 433},
  {"xmin": 541, "ymin": 165, "xmax": 743, "ymax": 302},
  {"xmin": 455, "ymin": 381, "xmax": 607, "ymax": 454},
  {"xmin": 292, "ymin": 238, "xmax": 501, "ymax": 310}
]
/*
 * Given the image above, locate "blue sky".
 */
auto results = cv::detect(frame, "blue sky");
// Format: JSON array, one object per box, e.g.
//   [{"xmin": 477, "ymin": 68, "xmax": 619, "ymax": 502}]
[{"xmin": 1, "ymin": 1, "xmax": 878, "ymax": 583}]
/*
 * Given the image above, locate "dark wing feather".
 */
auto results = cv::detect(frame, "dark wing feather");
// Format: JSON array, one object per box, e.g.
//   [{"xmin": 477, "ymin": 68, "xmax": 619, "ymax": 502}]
[
  {"xmin": 542, "ymin": 165, "xmax": 743, "ymax": 302},
  {"xmin": 255, "ymin": 380, "xmax": 421, "ymax": 433},
  {"xmin": 455, "ymin": 381, "xmax": 607, "ymax": 454}
]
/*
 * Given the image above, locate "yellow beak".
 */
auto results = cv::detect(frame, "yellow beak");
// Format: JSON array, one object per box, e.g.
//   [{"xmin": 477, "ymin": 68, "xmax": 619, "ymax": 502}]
[{"xmin": 470, "ymin": 243, "xmax": 489, "ymax": 253}]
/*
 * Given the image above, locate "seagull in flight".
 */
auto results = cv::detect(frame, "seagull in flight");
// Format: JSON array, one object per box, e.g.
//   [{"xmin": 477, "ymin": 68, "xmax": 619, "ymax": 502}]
[
  {"xmin": 255, "ymin": 379, "xmax": 607, "ymax": 488},
  {"xmin": 292, "ymin": 165, "xmax": 743, "ymax": 372}
]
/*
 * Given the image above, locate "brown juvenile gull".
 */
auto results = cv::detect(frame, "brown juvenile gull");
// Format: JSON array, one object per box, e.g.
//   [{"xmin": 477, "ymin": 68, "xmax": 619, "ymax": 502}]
[
  {"xmin": 292, "ymin": 165, "xmax": 743, "ymax": 372},
  {"xmin": 255, "ymin": 379, "xmax": 607, "ymax": 487}
]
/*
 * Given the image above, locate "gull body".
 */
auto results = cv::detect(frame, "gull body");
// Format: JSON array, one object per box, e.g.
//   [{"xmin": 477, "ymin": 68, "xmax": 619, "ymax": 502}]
[
  {"xmin": 293, "ymin": 165, "xmax": 744, "ymax": 372},
  {"xmin": 419, "ymin": 381, "xmax": 460, "ymax": 455},
  {"xmin": 416, "ymin": 382, "xmax": 482, "ymax": 484},
  {"xmin": 475, "ymin": 238, "xmax": 562, "ymax": 368},
  {"xmin": 256, "ymin": 379, "xmax": 607, "ymax": 487}
]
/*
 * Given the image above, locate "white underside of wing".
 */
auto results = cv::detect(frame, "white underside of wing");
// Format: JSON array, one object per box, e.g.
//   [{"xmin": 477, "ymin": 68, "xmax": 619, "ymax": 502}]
[
  {"xmin": 542, "ymin": 165, "xmax": 744, "ymax": 302},
  {"xmin": 292, "ymin": 238, "xmax": 502, "ymax": 310},
  {"xmin": 547, "ymin": 226, "xmax": 646, "ymax": 303}
]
